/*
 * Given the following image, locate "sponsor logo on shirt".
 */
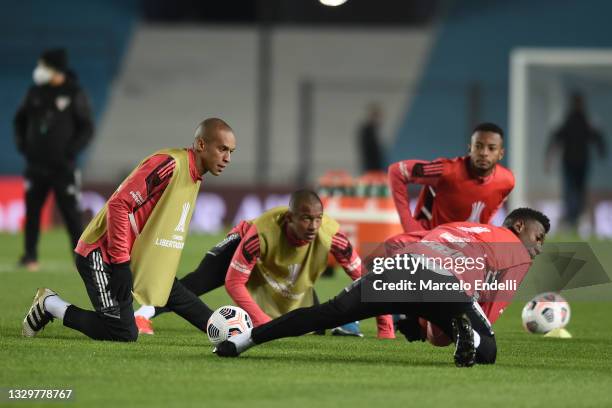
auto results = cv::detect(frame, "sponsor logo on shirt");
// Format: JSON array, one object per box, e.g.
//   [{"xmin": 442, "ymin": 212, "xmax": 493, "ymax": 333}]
[
  {"xmin": 466, "ymin": 201, "xmax": 486, "ymax": 222},
  {"xmin": 154, "ymin": 202, "xmax": 190, "ymax": 249},
  {"xmin": 230, "ymin": 260, "xmax": 251, "ymax": 274},
  {"xmin": 56, "ymin": 95, "xmax": 71, "ymax": 111},
  {"xmin": 154, "ymin": 238, "xmax": 184, "ymax": 249},
  {"xmin": 346, "ymin": 257, "xmax": 361, "ymax": 272},
  {"xmin": 130, "ymin": 190, "xmax": 144, "ymax": 206},
  {"xmin": 457, "ymin": 226, "xmax": 491, "ymax": 234},
  {"xmin": 175, "ymin": 202, "xmax": 190, "ymax": 233}
]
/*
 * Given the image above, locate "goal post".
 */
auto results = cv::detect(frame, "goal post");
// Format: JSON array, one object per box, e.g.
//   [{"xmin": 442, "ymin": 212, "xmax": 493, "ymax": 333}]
[{"xmin": 508, "ymin": 48, "xmax": 612, "ymax": 232}]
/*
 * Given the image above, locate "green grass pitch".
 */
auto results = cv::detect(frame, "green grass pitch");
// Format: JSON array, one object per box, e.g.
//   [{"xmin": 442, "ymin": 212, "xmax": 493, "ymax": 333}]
[{"xmin": 1, "ymin": 230, "xmax": 611, "ymax": 407}]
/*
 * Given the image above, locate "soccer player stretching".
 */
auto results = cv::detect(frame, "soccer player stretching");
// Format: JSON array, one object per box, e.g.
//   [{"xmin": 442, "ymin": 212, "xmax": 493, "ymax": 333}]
[
  {"xmin": 214, "ymin": 208, "xmax": 549, "ymax": 367},
  {"xmin": 22, "ymin": 118, "xmax": 236, "ymax": 341},
  {"xmin": 134, "ymin": 190, "xmax": 394, "ymax": 338}
]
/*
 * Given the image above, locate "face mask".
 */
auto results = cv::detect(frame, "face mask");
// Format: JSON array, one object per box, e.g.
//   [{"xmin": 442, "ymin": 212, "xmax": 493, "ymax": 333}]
[{"xmin": 33, "ymin": 65, "xmax": 53, "ymax": 85}]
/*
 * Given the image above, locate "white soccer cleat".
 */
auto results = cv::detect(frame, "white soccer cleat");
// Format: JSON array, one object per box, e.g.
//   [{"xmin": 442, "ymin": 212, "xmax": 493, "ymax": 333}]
[{"xmin": 22, "ymin": 288, "xmax": 56, "ymax": 337}]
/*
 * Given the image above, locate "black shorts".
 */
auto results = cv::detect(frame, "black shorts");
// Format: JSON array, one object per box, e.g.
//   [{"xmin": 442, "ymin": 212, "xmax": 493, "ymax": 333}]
[{"xmin": 68, "ymin": 248, "xmax": 138, "ymax": 341}]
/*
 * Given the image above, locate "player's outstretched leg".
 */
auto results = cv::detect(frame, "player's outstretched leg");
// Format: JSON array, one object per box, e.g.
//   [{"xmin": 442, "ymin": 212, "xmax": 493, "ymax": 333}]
[
  {"xmin": 165, "ymin": 278, "xmax": 214, "ymax": 332},
  {"xmin": 215, "ymin": 278, "xmax": 387, "ymax": 357},
  {"xmin": 22, "ymin": 286, "xmax": 138, "ymax": 342},
  {"xmin": 215, "ymin": 303, "xmax": 366, "ymax": 357}
]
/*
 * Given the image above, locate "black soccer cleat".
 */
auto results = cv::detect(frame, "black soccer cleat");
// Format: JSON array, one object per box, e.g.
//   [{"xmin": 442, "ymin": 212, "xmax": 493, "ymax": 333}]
[
  {"xmin": 213, "ymin": 340, "xmax": 239, "ymax": 357},
  {"xmin": 451, "ymin": 314, "xmax": 476, "ymax": 368}
]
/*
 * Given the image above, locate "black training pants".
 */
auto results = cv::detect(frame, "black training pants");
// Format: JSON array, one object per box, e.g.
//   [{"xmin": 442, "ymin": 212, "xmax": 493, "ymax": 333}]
[
  {"xmin": 252, "ymin": 270, "xmax": 497, "ymax": 364},
  {"xmin": 63, "ymin": 250, "xmax": 214, "ymax": 341},
  {"xmin": 23, "ymin": 167, "xmax": 83, "ymax": 261},
  {"xmin": 153, "ymin": 232, "xmax": 241, "ymax": 316}
]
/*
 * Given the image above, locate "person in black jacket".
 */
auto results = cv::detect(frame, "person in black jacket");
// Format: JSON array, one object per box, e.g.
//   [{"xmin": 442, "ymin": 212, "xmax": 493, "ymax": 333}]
[
  {"xmin": 14, "ymin": 48, "xmax": 94, "ymax": 271},
  {"xmin": 546, "ymin": 91, "xmax": 607, "ymax": 229},
  {"xmin": 357, "ymin": 103, "xmax": 384, "ymax": 173}
]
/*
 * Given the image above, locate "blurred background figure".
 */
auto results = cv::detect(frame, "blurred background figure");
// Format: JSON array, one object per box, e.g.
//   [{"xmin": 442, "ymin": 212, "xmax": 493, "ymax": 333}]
[
  {"xmin": 546, "ymin": 91, "xmax": 607, "ymax": 230},
  {"xmin": 357, "ymin": 103, "xmax": 384, "ymax": 173},
  {"xmin": 14, "ymin": 48, "xmax": 94, "ymax": 271}
]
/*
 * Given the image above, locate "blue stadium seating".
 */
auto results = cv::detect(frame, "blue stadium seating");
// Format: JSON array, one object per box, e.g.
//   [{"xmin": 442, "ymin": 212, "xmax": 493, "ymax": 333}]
[{"xmin": 0, "ymin": 0, "xmax": 138, "ymax": 174}]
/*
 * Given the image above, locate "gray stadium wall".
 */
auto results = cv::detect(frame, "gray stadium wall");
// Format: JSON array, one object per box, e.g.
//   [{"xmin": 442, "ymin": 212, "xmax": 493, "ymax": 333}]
[{"xmin": 391, "ymin": 0, "xmax": 612, "ymax": 191}]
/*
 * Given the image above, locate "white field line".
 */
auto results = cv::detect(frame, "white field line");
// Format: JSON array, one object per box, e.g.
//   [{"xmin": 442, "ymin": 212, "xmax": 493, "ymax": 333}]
[{"xmin": 0, "ymin": 261, "xmax": 75, "ymax": 273}]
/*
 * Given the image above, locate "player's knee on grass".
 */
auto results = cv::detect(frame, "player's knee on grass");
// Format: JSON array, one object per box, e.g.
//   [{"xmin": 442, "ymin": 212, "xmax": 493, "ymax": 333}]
[
  {"xmin": 475, "ymin": 335, "xmax": 496, "ymax": 364},
  {"xmin": 125, "ymin": 321, "xmax": 139, "ymax": 342},
  {"xmin": 99, "ymin": 311, "xmax": 138, "ymax": 342},
  {"xmin": 111, "ymin": 321, "xmax": 138, "ymax": 342}
]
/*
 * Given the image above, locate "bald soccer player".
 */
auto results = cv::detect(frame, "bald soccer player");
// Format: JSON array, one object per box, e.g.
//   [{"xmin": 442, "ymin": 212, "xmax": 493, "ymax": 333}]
[{"xmin": 22, "ymin": 118, "xmax": 236, "ymax": 342}]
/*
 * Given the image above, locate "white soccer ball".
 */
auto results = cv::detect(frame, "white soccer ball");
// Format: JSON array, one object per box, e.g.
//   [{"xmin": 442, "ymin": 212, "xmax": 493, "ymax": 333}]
[
  {"xmin": 521, "ymin": 292, "xmax": 571, "ymax": 334},
  {"xmin": 206, "ymin": 306, "xmax": 253, "ymax": 346}
]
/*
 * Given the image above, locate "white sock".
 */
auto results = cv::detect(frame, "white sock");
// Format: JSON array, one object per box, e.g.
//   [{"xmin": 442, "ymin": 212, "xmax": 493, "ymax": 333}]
[
  {"xmin": 134, "ymin": 305, "xmax": 155, "ymax": 319},
  {"xmin": 229, "ymin": 330, "xmax": 255, "ymax": 353},
  {"xmin": 44, "ymin": 295, "xmax": 70, "ymax": 320},
  {"xmin": 473, "ymin": 330, "xmax": 481, "ymax": 348}
]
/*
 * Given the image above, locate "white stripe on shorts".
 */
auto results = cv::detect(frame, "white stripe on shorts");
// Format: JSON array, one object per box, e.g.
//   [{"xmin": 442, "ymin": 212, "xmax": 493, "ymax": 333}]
[
  {"xmin": 471, "ymin": 301, "xmax": 493, "ymax": 335},
  {"xmin": 97, "ymin": 253, "xmax": 115, "ymax": 307},
  {"xmin": 93, "ymin": 252, "xmax": 110, "ymax": 308}
]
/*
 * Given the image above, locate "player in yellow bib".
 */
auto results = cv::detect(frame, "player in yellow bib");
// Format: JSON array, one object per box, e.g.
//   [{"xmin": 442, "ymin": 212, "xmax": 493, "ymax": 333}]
[
  {"xmin": 22, "ymin": 118, "xmax": 236, "ymax": 341},
  {"xmin": 134, "ymin": 190, "xmax": 395, "ymax": 338}
]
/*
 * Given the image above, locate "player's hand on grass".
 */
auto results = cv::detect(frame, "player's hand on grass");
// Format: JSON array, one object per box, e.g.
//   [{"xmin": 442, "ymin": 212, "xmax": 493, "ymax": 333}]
[{"xmin": 110, "ymin": 262, "xmax": 133, "ymax": 302}]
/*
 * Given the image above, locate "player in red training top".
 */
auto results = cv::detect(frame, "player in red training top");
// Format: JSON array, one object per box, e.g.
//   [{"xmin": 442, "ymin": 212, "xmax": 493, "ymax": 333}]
[
  {"xmin": 388, "ymin": 122, "xmax": 514, "ymax": 232},
  {"xmin": 388, "ymin": 122, "xmax": 514, "ymax": 340},
  {"xmin": 214, "ymin": 208, "xmax": 550, "ymax": 368}
]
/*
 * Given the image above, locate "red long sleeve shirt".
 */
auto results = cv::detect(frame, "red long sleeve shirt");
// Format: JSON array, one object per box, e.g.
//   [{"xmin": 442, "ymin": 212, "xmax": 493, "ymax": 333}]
[
  {"xmin": 385, "ymin": 222, "xmax": 532, "ymax": 325},
  {"xmin": 388, "ymin": 156, "xmax": 514, "ymax": 233},
  {"xmin": 388, "ymin": 156, "xmax": 515, "ymax": 323},
  {"xmin": 75, "ymin": 149, "xmax": 201, "ymax": 264}
]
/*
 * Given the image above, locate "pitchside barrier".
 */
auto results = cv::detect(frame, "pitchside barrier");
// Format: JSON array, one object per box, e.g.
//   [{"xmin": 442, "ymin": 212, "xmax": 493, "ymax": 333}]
[
  {"xmin": 0, "ymin": 176, "xmax": 54, "ymax": 233},
  {"xmin": 318, "ymin": 170, "xmax": 404, "ymax": 262}
]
